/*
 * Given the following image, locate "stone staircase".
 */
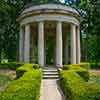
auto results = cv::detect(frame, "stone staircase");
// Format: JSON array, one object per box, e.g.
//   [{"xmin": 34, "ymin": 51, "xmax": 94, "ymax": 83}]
[{"xmin": 42, "ymin": 67, "xmax": 59, "ymax": 79}]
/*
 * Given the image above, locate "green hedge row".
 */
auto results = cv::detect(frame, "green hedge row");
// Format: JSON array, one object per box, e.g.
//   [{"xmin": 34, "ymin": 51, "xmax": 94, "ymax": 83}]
[
  {"xmin": 0, "ymin": 64, "xmax": 42, "ymax": 100},
  {"xmin": 60, "ymin": 64, "xmax": 100, "ymax": 100},
  {"xmin": 0, "ymin": 62, "xmax": 23, "ymax": 70},
  {"xmin": 62, "ymin": 64, "xmax": 89, "ymax": 81}
]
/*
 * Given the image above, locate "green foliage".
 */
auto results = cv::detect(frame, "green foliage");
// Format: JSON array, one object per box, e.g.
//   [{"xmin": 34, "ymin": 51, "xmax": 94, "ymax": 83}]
[
  {"xmin": 59, "ymin": 70, "xmax": 86, "ymax": 100},
  {"xmin": 62, "ymin": 64, "xmax": 89, "ymax": 81},
  {"xmin": 0, "ymin": 64, "xmax": 42, "ymax": 100},
  {"xmin": 31, "ymin": 0, "xmax": 61, "ymax": 4},
  {"xmin": 89, "ymin": 73, "xmax": 100, "ymax": 85},
  {"xmin": 0, "ymin": 0, "xmax": 24, "ymax": 61},
  {"xmin": 90, "ymin": 63, "xmax": 100, "ymax": 69},
  {"xmin": 59, "ymin": 70, "xmax": 100, "ymax": 100},
  {"xmin": 87, "ymin": 36, "xmax": 99, "ymax": 62},
  {"xmin": 16, "ymin": 64, "xmax": 40, "ymax": 78},
  {"xmin": 79, "ymin": 0, "xmax": 100, "ymax": 65},
  {"xmin": 62, "ymin": 65, "xmax": 71, "ymax": 70},
  {"xmin": 0, "ymin": 62, "xmax": 23, "ymax": 70},
  {"xmin": 80, "ymin": 62, "xmax": 90, "ymax": 69}
]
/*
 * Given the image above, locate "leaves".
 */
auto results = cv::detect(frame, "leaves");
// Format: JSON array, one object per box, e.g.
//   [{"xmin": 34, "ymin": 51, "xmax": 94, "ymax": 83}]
[{"xmin": 0, "ymin": 0, "xmax": 24, "ymax": 61}]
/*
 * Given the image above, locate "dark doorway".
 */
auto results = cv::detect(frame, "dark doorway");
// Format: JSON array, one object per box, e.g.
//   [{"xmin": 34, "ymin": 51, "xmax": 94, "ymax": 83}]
[{"xmin": 46, "ymin": 33, "xmax": 55, "ymax": 66}]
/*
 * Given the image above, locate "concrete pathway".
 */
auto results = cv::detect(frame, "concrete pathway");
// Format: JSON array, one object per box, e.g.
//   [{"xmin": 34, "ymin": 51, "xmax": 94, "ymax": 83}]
[{"xmin": 39, "ymin": 79, "xmax": 65, "ymax": 100}]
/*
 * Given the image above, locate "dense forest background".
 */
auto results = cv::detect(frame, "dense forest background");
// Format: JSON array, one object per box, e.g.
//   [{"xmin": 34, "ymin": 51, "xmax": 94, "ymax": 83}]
[{"xmin": 0, "ymin": 0, "xmax": 100, "ymax": 66}]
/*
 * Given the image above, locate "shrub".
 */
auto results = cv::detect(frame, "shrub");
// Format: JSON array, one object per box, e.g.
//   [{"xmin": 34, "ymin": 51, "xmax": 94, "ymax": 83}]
[
  {"xmin": 0, "ymin": 62, "xmax": 23, "ymax": 70},
  {"xmin": 90, "ymin": 63, "xmax": 100, "ymax": 69},
  {"xmin": 59, "ymin": 70, "xmax": 86, "ymax": 100},
  {"xmin": 80, "ymin": 62, "xmax": 90, "ymax": 69},
  {"xmin": 62, "ymin": 63, "xmax": 90, "ymax": 70},
  {"xmin": 0, "ymin": 64, "xmax": 42, "ymax": 100},
  {"xmin": 62, "ymin": 64, "xmax": 89, "ymax": 81},
  {"xmin": 76, "ymin": 69, "xmax": 89, "ymax": 81},
  {"xmin": 59, "ymin": 70, "xmax": 100, "ymax": 100},
  {"xmin": 62, "ymin": 65, "xmax": 72, "ymax": 70},
  {"xmin": 16, "ymin": 64, "xmax": 40, "ymax": 78},
  {"xmin": 32, "ymin": 64, "xmax": 40, "ymax": 69}
]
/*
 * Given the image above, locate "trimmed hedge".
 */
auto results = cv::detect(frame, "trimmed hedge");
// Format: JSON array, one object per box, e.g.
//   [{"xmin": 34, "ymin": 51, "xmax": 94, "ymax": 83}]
[
  {"xmin": 16, "ymin": 64, "xmax": 40, "ymax": 78},
  {"xmin": 0, "ymin": 62, "xmax": 23, "ymax": 70},
  {"xmin": 59, "ymin": 70, "xmax": 86, "ymax": 100},
  {"xmin": 59, "ymin": 70, "xmax": 100, "ymax": 100},
  {"xmin": 0, "ymin": 64, "xmax": 42, "ymax": 100},
  {"xmin": 63, "ymin": 63, "xmax": 90, "ymax": 70},
  {"xmin": 62, "ymin": 64, "xmax": 89, "ymax": 81},
  {"xmin": 80, "ymin": 63, "xmax": 90, "ymax": 69}
]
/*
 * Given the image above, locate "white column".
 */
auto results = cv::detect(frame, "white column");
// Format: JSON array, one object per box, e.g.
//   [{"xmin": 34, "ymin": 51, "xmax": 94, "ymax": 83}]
[
  {"xmin": 76, "ymin": 26, "xmax": 81, "ymax": 64},
  {"xmin": 24, "ymin": 24, "xmax": 30, "ymax": 63},
  {"xmin": 19, "ymin": 26, "xmax": 24, "ymax": 62},
  {"xmin": 56, "ymin": 21, "xmax": 63, "ymax": 67},
  {"xmin": 38, "ymin": 21, "xmax": 44, "ymax": 66},
  {"xmin": 71, "ymin": 24, "xmax": 76, "ymax": 64}
]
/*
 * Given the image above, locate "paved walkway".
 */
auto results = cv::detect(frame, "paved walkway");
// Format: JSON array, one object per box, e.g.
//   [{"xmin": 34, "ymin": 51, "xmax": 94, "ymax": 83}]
[{"xmin": 39, "ymin": 79, "xmax": 65, "ymax": 100}]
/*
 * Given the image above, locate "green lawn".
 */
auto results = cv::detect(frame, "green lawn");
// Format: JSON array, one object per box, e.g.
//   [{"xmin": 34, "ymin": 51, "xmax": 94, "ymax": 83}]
[{"xmin": 0, "ymin": 74, "xmax": 12, "ymax": 91}]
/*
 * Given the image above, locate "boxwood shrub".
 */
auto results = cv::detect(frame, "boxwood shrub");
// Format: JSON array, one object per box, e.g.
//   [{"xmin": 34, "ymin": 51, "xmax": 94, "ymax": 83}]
[
  {"xmin": 0, "ymin": 64, "xmax": 42, "ymax": 100},
  {"xmin": 59, "ymin": 70, "xmax": 100, "ymax": 100},
  {"xmin": 80, "ymin": 62, "xmax": 90, "ymax": 69},
  {"xmin": 62, "ymin": 64, "xmax": 89, "ymax": 81},
  {"xmin": 16, "ymin": 64, "xmax": 40, "ymax": 78}
]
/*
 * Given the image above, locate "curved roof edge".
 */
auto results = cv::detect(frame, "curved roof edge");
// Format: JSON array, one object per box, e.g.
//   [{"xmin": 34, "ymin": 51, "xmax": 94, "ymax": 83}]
[{"xmin": 22, "ymin": 3, "xmax": 80, "ymax": 16}]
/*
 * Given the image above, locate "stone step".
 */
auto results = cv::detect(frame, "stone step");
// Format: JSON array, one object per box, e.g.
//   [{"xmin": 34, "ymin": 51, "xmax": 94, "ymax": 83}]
[
  {"xmin": 42, "ymin": 67, "xmax": 58, "ymax": 70},
  {"xmin": 43, "ymin": 75, "xmax": 59, "ymax": 79},
  {"xmin": 43, "ymin": 72, "xmax": 58, "ymax": 76},
  {"xmin": 43, "ymin": 69, "xmax": 58, "ymax": 73},
  {"xmin": 42, "ymin": 67, "xmax": 59, "ymax": 79}
]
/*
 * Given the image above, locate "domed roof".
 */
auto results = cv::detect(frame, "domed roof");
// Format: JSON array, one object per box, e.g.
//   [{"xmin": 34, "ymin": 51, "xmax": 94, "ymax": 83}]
[{"xmin": 17, "ymin": 3, "xmax": 80, "ymax": 26}]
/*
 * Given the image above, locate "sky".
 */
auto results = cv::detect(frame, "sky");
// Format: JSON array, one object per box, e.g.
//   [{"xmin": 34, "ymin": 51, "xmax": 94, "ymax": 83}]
[{"xmin": 60, "ymin": 0, "xmax": 65, "ymax": 3}]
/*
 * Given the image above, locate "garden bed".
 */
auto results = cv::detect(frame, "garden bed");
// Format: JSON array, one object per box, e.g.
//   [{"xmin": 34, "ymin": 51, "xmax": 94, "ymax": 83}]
[
  {"xmin": 0, "ymin": 68, "xmax": 16, "ymax": 92},
  {"xmin": 59, "ymin": 64, "xmax": 100, "ymax": 100},
  {"xmin": 0, "ymin": 64, "xmax": 42, "ymax": 100},
  {"xmin": 0, "ymin": 69, "xmax": 16, "ymax": 79}
]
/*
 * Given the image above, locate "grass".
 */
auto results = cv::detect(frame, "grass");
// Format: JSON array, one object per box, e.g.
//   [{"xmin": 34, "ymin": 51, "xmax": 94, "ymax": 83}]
[{"xmin": 0, "ymin": 74, "xmax": 12, "ymax": 91}]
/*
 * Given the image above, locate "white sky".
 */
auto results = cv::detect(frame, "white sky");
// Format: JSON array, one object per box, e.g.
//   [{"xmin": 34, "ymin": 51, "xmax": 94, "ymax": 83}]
[{"xmin": 60, "ymin": 0, "xmax": 65, "ymax": 3}]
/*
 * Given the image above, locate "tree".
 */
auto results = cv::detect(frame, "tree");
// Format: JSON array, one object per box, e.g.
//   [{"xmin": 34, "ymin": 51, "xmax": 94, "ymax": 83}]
[
  {"xmin": 0, "ymin": 0, "xmax": 24, "ymax": 62},
  {"xmin": 79, "ymin": 0, "xmax": 100, "ymax": 67}
]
